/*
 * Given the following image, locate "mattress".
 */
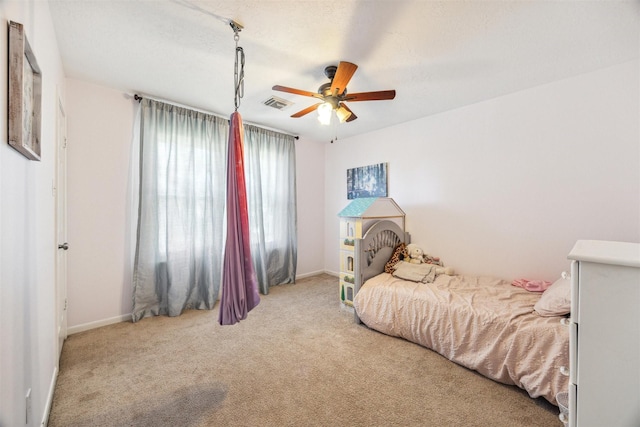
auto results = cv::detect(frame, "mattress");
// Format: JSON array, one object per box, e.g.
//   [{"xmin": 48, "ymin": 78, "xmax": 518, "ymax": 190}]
[{"xmin": 353, "ymin": 272, "xmax": 570, "ymax": 405}]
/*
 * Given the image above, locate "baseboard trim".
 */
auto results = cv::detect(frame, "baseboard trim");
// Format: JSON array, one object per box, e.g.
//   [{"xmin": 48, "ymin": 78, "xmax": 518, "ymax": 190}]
[
  {"xmin": 296, "ymin": 270, "xmax": 328, "ymax": 279},
  {"xmin": 296, "ymin": 270, "xmax": 339, "ymax": 280},
  {"xmin": 323, "ymin": 269, "xmax": 339, "ymax": 277},
  {"xmin": 41, "ymin": 366, "xmax": 58, "ymax": 427},
  {"xmin": 68, "ymin": 314, "xmax": 131, "ymax": 335}
]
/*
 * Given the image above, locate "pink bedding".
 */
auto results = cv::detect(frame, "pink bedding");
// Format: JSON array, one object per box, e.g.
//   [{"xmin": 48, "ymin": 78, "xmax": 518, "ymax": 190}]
[{"xmin": 353, "ymin": 272, "xmax": 569, "ymax": 405}]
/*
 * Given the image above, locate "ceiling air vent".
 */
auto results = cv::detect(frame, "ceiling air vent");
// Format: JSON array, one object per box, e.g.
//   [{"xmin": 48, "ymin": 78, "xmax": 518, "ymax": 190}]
[{"xmin": 263, "ymin": 96, "xmax": 293, "ymax": 110}]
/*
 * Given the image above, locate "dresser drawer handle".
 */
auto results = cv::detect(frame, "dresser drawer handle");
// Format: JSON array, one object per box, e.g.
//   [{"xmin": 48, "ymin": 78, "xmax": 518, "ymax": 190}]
[{"xmin": 560, "ymin": 366, "xmax": 570, "ymax": 376}]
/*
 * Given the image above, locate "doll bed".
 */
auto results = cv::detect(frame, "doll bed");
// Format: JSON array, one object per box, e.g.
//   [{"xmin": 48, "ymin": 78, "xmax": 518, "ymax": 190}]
[{"xmin": 351, "ymin": 220, "xmax": 569, "ymax": 406}]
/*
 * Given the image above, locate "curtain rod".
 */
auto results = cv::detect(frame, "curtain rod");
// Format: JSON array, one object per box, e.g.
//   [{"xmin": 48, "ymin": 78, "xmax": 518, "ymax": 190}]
[{"xmin": 132, "ymin": 93, "xmax": 299, "ymax": 140}]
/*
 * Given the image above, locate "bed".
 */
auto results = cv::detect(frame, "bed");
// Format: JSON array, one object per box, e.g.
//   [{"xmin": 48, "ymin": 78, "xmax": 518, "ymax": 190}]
[{"xmin": 352, "ymin": 220, "xmax": 570, "ymax": 406}]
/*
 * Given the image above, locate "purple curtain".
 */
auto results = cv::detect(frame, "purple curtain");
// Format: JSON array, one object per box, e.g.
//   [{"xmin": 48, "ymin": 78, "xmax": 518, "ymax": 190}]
[{"xmin": 218, "ymin": 112, "xmax": 260, "ymax": 325}]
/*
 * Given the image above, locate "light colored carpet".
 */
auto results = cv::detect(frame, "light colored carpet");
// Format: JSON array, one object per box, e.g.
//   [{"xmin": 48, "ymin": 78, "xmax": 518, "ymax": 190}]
[{"xmin": 48, "ymin": 274, "xmax": 560, "ymax": 426}]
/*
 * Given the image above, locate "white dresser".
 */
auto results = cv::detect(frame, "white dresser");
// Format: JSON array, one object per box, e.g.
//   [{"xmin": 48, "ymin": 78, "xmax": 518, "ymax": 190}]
[{"xmin": 567, "ymin": 240, "xmax": 640, "ymax": 427}]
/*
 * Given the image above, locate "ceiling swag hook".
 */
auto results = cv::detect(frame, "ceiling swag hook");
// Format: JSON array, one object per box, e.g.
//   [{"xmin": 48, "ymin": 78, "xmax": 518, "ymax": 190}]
[{"xmin": 229, "ymin": 20, "xmax": 243, "ymax": 35}]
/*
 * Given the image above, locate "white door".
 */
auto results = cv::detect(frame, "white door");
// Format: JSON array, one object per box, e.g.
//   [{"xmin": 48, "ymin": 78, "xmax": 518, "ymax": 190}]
[{"xmin": 55, "ymin": 94, "xmax": 68, "ymax": 359}]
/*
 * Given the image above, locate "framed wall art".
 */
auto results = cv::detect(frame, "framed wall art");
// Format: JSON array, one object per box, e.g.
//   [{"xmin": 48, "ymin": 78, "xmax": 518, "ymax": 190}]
[
  {"xmin": 8, "ymin": 21, "xmax": 42, "ymax": 161},
  {"xmin": 347, "ymin": 162, "xmax": 388, "ymax": 199}
]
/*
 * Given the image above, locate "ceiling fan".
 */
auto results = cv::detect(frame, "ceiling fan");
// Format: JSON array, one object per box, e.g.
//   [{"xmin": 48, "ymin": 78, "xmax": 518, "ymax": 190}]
[{"xmin": 272, "ymin": 61, "xmax": 396, "ymax": 124}]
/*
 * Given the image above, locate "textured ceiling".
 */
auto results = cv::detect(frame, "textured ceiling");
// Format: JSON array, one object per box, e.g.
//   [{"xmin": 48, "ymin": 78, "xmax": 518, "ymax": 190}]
[{"xmin": 49, "ymin": 0, "xmax": 639, "ymax": 143}]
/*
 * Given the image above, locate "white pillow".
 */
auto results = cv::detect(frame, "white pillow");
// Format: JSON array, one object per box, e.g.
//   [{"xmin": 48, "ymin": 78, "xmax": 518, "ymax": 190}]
[{"xmin": 534, "ymin": 274, "xmax": 571, "ymax": 317}]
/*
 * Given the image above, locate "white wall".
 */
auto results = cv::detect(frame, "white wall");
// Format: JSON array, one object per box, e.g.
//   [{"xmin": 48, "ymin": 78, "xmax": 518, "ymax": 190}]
[
  {"xmin": 0, "ymin": 2, "xmax": 66, "ymax": 426},
  {"xmin": 65, "ymin": 81, "xmax": 327, "ymax": 331},
  {"xmin": 325, "ymin": 61, "xmax": 640, "ymax": 282},
  {"xmin": 295, "ymin": 138, "xmax": 326, "ymax": 276}
]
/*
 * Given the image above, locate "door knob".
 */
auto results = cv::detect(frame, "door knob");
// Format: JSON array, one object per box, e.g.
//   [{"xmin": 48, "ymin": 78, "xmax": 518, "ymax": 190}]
[{"xmin": 58, "ymin": 243, "xmax": 69, "ymax": 250}]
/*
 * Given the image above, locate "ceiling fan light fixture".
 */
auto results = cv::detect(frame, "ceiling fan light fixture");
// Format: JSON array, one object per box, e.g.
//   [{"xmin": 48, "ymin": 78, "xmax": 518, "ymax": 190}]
[
  {"xmin": 317, "ymin": 102, "xmax": 333, "ymax": 125},
  {"xmin": 336, "ymin": 106, "xmax": 352, "ymax": 123}
]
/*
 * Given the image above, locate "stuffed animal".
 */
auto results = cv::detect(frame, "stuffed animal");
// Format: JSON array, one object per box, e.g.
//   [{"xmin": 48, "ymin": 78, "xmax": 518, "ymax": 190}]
[
  {"xmin": 406, "ymin": 243, "xmax": 444, "ymax": 266},
  {"xmin": 406, "ymin": 244, "xmax": 427, "ymax": 264},
  {"xmin": 424, "ymin": 253, "xmax": 443, "ymax": 266}
]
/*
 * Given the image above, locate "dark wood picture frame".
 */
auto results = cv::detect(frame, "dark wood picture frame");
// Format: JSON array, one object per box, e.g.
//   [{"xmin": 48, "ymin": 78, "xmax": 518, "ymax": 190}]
[{"xmin": 8, "ymin": 21, "xmax": 42, "ymax": 161}]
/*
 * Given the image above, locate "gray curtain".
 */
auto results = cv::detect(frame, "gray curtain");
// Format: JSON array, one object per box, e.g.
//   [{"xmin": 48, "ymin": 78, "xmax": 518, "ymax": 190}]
[
  {"xmin": 132, "ymin": 99, "xmax": 297, "ymax": 321},
  {"xmin": 132, "ymin": 99, "xmax": 228, "ymax": 321},
  {"xmin": 244, "ymin": 125, "xmax": 297, "ymax": 294}
]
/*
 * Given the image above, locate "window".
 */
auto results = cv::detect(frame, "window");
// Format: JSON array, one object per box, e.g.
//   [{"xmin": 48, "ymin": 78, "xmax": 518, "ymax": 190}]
[{"xmin": 132, "ymin": 99, "xmax": 297, "ymax": 321}]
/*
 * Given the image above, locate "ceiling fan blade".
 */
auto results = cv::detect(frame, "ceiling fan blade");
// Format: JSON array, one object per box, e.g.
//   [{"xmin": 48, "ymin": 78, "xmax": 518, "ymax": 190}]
[
  {"xmin": 291, "ymin": 103, "xmax": 322, "ymax": 118},
  {"xmin": 330, "ymin": 61, "xmax": 358, "ymax": 96},
  {"xmin": 344, "ymin": 90, "xmax": 396, "ymax": 102},
  {"xmin": 338, "ymin": 103, "xmax": 357, "ymax": 122},
  {"xmin": 272, "ymin": 85, "xmax": 322, "ymax": 99}
]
